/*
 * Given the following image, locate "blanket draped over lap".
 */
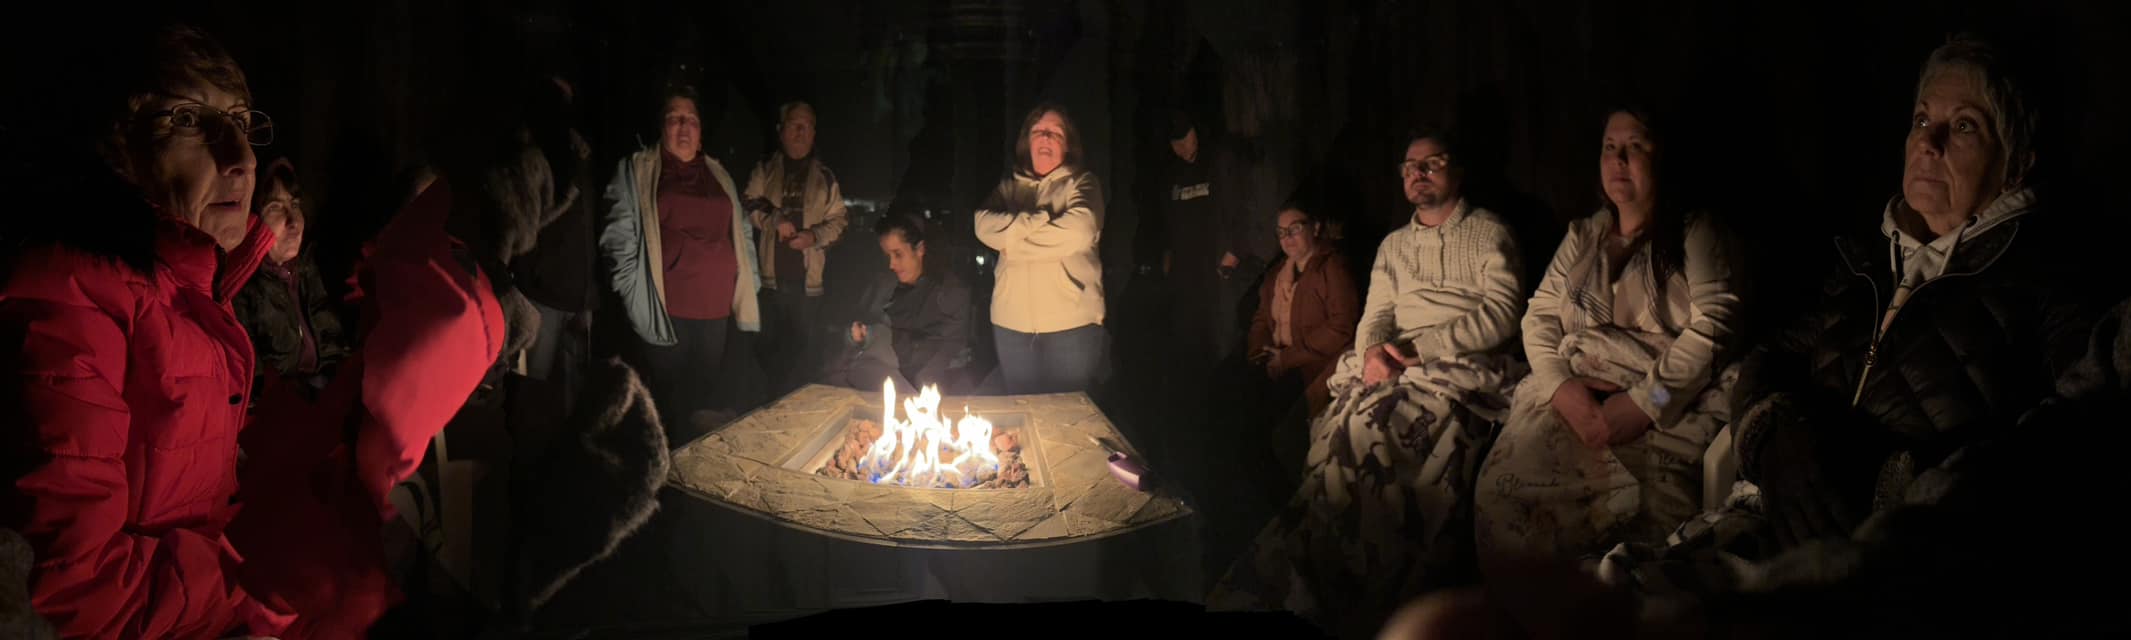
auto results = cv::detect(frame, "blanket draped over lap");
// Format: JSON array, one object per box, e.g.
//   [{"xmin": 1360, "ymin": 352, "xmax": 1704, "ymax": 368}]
[
  {"xmin": 1475, "ymin": 327, "xmax": 1740, "ymax": 565},
  {"xmin": 1207, "ymin": 349, "xmax": 1523, "ymax": 638}
]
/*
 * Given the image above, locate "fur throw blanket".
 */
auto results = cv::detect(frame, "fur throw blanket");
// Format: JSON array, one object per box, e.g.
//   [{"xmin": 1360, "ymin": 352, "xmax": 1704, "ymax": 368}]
[
  {"xmin": 507, "ymin": 357, "xmax": 670, "ymax": 622},
  {"xmin": 0, "ymin": 529, "xmax": 55, "ymax": 640}
]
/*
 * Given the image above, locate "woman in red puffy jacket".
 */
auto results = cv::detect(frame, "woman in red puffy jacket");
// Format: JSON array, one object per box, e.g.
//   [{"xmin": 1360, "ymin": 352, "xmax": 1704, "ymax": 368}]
[{"xmin": 0, "ymin": 23, "xmax": 295, "ymax": 638}]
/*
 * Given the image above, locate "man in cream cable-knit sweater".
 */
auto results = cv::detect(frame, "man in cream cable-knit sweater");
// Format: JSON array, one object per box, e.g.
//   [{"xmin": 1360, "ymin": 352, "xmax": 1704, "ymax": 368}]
[
  {"xmin": 1337, "ymin": 129, "xmax": 1524, "ymax": 388},
  {"xmin": 1211, "ymin": 128, "xmax": 1526, "ymax": 638}
]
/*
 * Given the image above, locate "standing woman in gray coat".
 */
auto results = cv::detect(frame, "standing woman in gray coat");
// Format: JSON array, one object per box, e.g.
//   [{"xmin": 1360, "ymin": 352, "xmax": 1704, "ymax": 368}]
[{"xmin": 598, "ymin": 84, "xmax": 762, "ymax": 420}]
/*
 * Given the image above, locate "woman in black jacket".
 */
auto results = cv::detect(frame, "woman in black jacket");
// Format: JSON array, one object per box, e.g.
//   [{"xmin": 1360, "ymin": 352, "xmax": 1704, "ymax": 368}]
[
  {"xmin": 1731, "ymin": 36, "xmax": 2100, "ymax": 551},
  {"xmin": 822, "ymin": 214, "xmax": 973, "ymax": 393}
]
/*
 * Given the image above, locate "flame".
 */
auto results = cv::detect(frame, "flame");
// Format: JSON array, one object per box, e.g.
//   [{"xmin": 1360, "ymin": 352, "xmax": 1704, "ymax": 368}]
[{"xmin": 859, "ymin": 379, "xmax": 1003, "ymax": 488}]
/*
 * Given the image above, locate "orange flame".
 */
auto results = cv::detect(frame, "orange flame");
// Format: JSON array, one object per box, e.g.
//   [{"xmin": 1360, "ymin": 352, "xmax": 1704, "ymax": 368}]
[{"xmin": 861, "ymin": 379, "xmax": 1001, "ymax": 487}]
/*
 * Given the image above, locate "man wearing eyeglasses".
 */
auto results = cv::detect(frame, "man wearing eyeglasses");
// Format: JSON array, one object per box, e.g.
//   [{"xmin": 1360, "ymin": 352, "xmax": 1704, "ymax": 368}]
[
  {"xmin": 1344, "ymin": 129, "xmax": 1525, "ymax": 390},
  {"xmin": 1209, "ymin": 127, "xmax": 1526, "ymax": 633}
]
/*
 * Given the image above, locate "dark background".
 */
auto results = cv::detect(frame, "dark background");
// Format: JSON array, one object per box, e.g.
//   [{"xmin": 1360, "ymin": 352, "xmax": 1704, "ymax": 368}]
[
  {"xmin": 4, "ymin": 0, "xmax": 2128, "ymax": 634},
  {"xmin": 10, "ymin": 0, "xmax": 2126, "ymax": 325},
  {"xmin": 9, "ymin": 0, "xmax": 2127, "ymax": 318}
]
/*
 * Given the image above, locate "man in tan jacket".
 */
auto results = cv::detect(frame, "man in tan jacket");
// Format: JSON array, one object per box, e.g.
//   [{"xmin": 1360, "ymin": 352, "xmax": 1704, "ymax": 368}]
[{"xmin": 744, "ymin": 101, "xmax": 849, "ymax": 395}]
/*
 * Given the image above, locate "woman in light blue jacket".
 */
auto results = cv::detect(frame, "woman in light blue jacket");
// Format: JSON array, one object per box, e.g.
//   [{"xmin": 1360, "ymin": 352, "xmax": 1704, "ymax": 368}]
[{"xmin": 599, "ymin": 84, "xmax": 761, "ymax": 419}]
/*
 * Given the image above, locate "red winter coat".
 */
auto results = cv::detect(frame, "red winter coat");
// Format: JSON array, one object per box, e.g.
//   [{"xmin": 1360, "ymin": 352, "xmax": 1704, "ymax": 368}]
[
  {"xmin": 226, "ymin": 177, "xmax": 507, "ymax": 638},
  {"xmin": 2, "ymin": 212, "xmax": 292, "ymax": 639}
]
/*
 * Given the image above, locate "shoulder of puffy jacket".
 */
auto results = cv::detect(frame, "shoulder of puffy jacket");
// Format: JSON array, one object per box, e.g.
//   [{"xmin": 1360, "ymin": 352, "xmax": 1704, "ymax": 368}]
[{"xmin": 2, "ymin": 243, "xmax": 151, "ymax": 314}]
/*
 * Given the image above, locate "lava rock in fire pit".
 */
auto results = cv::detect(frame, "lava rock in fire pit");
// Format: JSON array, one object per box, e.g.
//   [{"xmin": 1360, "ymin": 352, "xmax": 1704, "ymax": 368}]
[{"xmin": 817, "ymin": 419, "xmax": 1032, "ymax": 489}]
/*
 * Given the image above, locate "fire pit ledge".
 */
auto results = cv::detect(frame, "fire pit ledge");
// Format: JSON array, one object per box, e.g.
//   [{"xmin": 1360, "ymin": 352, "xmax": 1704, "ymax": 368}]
[{"xmin": 668, "ymin": 385, "xmax": 1192, "ymax": 549}]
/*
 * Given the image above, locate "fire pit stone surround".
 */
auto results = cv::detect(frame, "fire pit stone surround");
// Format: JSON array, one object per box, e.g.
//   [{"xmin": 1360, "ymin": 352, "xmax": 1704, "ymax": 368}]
[{"xmin": 669, "ymin": 385, "xmax": 1191, "ymax": 548}]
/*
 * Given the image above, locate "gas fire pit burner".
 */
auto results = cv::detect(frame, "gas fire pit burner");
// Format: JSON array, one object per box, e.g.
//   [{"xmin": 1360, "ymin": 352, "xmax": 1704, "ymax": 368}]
[
  {"xmin": 814, "ymin": 418, "xmax": 1033, "ymax": 489},
  {"xmin": 805, "ymin": 382, "xmax": 1035, "ymax": 490},
  {"xmin": 668, "ymin": 384, "xmax": 1190, "ymax": 548}
]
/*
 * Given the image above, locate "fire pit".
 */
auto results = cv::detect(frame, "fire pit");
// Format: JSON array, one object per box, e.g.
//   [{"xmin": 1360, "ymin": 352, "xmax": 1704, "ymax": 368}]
[
  {"xmin": 806, "ymin": 382, "xmax": 1035, "ymax": 489},
  {"xmin": 668, "ymin": 384, "xmax": 1189, "ymax": 549},
  {"xmin": 813, "ymin": 418, "xmax": 1033, "ymax": 489}
]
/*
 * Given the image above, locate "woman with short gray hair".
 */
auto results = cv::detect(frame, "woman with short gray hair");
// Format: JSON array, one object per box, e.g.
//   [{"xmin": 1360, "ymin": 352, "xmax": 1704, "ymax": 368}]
[
  {"xmin": 1724, "ymin": 35, "xmax": 2093, "ymax": 552},
  {"xmin": 0, "ymin": 22, "xmax": 293, "ymax": 638}
]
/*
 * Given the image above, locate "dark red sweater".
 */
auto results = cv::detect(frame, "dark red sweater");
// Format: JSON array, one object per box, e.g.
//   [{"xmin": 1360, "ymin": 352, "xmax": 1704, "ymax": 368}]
[{"xmin": 656, "ymin": 150, "xmax": 737, "ymax": 319}]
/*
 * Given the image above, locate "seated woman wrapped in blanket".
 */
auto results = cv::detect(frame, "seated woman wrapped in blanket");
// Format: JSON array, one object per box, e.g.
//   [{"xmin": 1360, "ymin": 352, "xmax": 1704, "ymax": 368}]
[
  {"xmin": 1474, "ymin": 105, "xmax": 1746, "ymax": 570},
  {"xmin": 1208, "ymin": 128, "xmax": 1526, "ymax": 639}
]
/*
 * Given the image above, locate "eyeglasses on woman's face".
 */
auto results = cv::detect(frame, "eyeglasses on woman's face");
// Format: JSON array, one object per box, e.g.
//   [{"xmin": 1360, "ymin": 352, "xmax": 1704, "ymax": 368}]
[{"xmin": 145, "ymin": 103, "xmax": 274, "ymax": 146}]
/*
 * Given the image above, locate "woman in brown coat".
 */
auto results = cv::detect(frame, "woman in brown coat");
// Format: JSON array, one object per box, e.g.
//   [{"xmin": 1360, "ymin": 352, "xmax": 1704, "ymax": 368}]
[
  {"xmin": 1244, "ymin": 202, "xmax": 1360, "ymax": 414},
  {"xmin": 1185, "ymin": 199, "xmax": 1361, "ymax": 591}
]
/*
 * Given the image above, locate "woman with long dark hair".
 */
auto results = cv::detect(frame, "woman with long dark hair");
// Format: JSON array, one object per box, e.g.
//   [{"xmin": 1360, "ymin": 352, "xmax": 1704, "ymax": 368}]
[
  {"xmin": 1474, "ymin": 104, "xmax": 1746, "ymax": 570},
  {"xmin": 822, "ymin": 214, "xmax": 973, "ymax": 393}
]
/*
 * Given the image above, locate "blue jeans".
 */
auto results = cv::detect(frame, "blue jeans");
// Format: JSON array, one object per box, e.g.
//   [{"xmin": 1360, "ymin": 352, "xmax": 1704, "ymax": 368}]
[{"xmin": 992, "ymin": 324, "xmax": 1107, "ymax": 395}]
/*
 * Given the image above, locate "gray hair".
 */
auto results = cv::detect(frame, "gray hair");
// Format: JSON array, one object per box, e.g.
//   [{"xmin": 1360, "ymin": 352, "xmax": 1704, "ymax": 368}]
[
  {"xmin": 1917, "ymin": 36, "xmax": 2038, "ymax": 187},
  {"xmin": 777, "ymin": 101, "xmax": 815, "ymax": 126}
]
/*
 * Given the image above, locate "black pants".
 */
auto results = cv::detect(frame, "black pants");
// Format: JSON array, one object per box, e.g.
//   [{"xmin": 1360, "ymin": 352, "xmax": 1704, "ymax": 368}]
[
  {"xmin": 640, "ymin": 316, "xmax": 729, "ymax": 423},
  {"xmin": 755, "ymin": 286, "xmax": 822, "ymax": 398}
]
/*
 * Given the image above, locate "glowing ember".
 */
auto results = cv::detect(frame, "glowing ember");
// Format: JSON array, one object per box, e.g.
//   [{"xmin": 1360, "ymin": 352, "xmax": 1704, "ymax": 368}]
[{"xmin": 816, "ymin": 380, "xmax": 1029, "ymax": 489}]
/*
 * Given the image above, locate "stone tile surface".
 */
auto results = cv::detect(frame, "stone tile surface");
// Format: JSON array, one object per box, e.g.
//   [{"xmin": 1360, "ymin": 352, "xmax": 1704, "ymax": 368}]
[
  {"xmin": 723, "ymin": 483, "xmax": 766, "ymax": 512},
  {"xmin": 954, "ymin": 489, "xmax": 1055, "ymax": 540},
  {"xmin": 915, "ymin": 489, "xmax": 956, "ymax": 513},
  {"xmin": 757, "ymin": 476, "xmax": 838, "ymax": 514},
  {"xmin": 896, "ymin": 511, "xmax": 999, "ymax": 543},
  {"xmin": 780, "ymin": 504, "xmax": 879, "ymax": 536},
  {"xmin": 1064, "ymin": 474, "xmax": 1153, "ymax": 523},
  {"xmin": 847, "ymin": 499, "xmax": 945, "ymax": 537},
  {"xmin": 1129, "ymin": 495, "xmax": 1185, "ymax": 524},
  {"xmin": 669, "ymin": 386, "xmax": 1191, "ymax": 547},
  {"xmin": 1014, "ymin": 513, "xmax": 1072, "ymax": 541}
]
